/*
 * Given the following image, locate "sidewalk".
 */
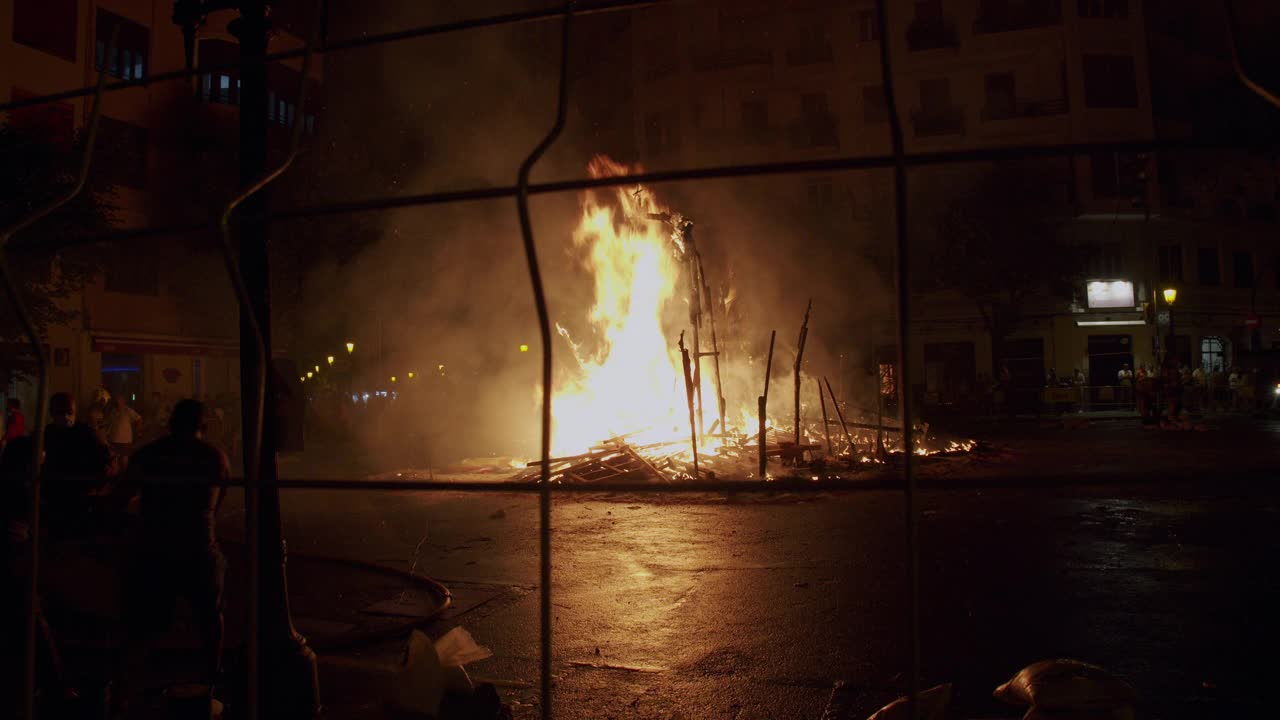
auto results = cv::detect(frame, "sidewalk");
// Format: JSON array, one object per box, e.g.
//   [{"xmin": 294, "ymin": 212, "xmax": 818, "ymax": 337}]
[{"xmin": 37, "ymin": 532, "xmax": 460, "ymax": 718}]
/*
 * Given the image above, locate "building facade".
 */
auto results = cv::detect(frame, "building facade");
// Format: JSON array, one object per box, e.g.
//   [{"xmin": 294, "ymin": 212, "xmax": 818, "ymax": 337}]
[
  {"xmin": 1, "ymin": 0, "xmax": 320, "ymax": 413},
  {"xmin": 621, "ymin": 0, "xmax": 1277, "ymax": 411}
]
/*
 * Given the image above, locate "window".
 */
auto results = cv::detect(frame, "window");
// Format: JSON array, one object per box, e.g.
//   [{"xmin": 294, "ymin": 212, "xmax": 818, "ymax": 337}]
[
  {"xmin": 787, "ymin": 17, "xmax": 833, "ymax": 65},
  {"xmin": 96, "ymin": 117, "xmax": 149, "ymax": 190},
  {"xmin": 1089, "ymin": 242, "xmax": 1124, "ymax": 276},
  {"xmin": 795, "ymin": 93, "xmax": 838, "ymax": 148},
  {"xmin": 198, "ymin": 40, "xmax": 239, "ymax": 105},
  {"xmin": 13, "ymin": 0, "xmax": 77, "ymax": 61},
  {"xmin": 1158, "ymin": 245, "xmax": 1183, "ymax": 282},
  {"xmin": 1233, "ymin": 252, "xmax": 1254, "ymax": 289},
  {"xmin": 863, "ymin": 86, "xmax": 888, "ymax": 123},
  {"xmin": 1197, "ymin": 248, "xmax": 1220, "ymax": 286},
  {"xmin": 1079, "ymin": 0, "xmax": 1128, "ymax": 19},
  {"xmin": 984, "ymin": 72, "xmax": 1016, "ymax": 120},
  {"xmin": 857, "ymin": 9, "xmax": 880, "ymax": 42},
  {"xmin": 7, "ymin": 88, "xmax": 74, "ymax": 147},
  {"xmin": 1200, "ymin": 336, "xmax": 1225, "ymax": 374},
  {"xmin": 1082, "ymin": 55, "xmax": 1138, "ymax": 108},
  {"xmin": 975, "ymin": 0, "xmax": 1063, "ymax": 33},
  {"xmin": 741, "ymin": 99, "xmax": 771, "ymax": 145},
  {"xmin": 96, "ymin": 10, "xmax": 150, "ymax": 81}
]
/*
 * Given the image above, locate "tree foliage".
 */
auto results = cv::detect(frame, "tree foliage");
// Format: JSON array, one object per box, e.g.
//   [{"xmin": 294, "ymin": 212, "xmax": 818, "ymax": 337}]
[
  {"xmin": 921, "ymin": 164, "xmax": 1085, "ymax": 370},
  {"xmin": 0, "ymin": 124, "xmax": 117, "ymax": 385}
]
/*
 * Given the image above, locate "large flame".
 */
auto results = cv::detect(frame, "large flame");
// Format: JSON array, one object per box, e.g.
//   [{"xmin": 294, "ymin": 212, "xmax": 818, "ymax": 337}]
[
  {"xmin": 550, "ymin": 157, "xmax": 694, "ymax": 455},
  {"xmin": 541, "ymin": 155, "xmax": 971, "ymax": 469}
]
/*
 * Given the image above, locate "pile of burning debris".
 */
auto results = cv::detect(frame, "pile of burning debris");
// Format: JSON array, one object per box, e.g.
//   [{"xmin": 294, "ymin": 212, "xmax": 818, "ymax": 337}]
[
  {"xmin": 511, "ymin": 418, "xmax": 976, "ymax": 485},
  {"xmin": 505, "ymin": 157, "xmax": 976, "ymax": 485}
]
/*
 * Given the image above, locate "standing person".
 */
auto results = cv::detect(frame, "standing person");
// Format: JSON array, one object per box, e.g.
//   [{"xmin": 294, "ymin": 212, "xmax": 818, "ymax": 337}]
[
  {"xmin": 42, "ymin": 392, "xmax": 117, "ymax": 539},
  {"xmin": 117, "ymin": 400, "xmax": 229, "ymax": 715},
  {"xmin": 86, "ymin": 388, "xmax": 112, "ymax": 443},
  {"xmin": 0, "ymin": 435, "xmax": 74, "ymax": 709},
  {"xmin": 1073, "ymin": 368, "xmax": 1088, "ymax": 412},
  {"xmin": 106, "ymin": 395, "xmax": 142, "ymax": 457},
  {"xmin": 4, "ymin": 398, "xmax": 24, "ymax": 446}
]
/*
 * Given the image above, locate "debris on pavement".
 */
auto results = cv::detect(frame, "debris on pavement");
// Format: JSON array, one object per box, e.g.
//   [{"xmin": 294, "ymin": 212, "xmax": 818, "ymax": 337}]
[
  {"xmin": 994, "ymin": 659, "xmax": 1136, "ymax": 719},
  {"xmin": 396, "ymin": 627, "xmax": 495, "ymax": 718}
]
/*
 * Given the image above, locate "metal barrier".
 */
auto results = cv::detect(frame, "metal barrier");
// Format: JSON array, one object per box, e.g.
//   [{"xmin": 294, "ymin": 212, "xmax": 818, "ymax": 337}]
[{"xmin": 0, "ymin": 2, "xmax": 1273, "ymax": 719}]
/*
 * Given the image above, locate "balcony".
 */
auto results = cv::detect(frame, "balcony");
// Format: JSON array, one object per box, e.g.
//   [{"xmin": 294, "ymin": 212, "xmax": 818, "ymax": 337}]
[
  {"xmin": 973, "ymin": 1, "xmax": 1062, "ymax": 33},
  {"xmin": 982, "ymin": 97, "xmax": 1069, "ymax": 121},
  {"xmin": 906, "ymin": 17, "xmax": 958, "ymax": 52},
  {"xmin": 911, "ymin": 107, "xmax": 966, "ymax": 137}
]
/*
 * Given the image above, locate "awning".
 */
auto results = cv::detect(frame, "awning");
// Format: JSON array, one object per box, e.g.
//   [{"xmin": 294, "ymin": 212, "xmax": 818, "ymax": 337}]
[{"xmin": 92, "ymin": 332, "xmax": 238, "ymax": 358}]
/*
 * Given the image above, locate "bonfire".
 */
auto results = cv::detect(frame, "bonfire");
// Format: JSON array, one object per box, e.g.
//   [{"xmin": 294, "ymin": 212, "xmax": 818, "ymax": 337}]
[{"xmin": 512, "ymin": 156, "xmax": 972, "ymax": 484}]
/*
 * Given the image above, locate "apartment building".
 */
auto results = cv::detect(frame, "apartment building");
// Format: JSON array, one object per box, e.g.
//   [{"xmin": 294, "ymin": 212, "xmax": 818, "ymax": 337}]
[
  {"xmin": 1, "ymin": 0, "xmax": 320, "ymax": 410},
  {"xmin": 623, "ymin": 0, "xmax": 1277, "ymax": 409}
]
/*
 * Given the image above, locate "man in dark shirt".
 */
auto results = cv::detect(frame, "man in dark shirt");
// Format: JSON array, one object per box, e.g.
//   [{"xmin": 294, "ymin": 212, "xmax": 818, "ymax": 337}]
[
  {"xmin": 121, "ymin": 399, "xmax": 229, "ymax": 700},
  {"xmin": 42, "ymin": 392, "xmax": 115, "ymax": 538}
]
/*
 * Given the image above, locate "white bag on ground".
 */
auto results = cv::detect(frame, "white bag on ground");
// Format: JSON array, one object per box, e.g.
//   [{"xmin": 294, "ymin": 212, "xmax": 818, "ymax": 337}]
[
  {"xmin": 396, "ymin": 627, "xmax": 494, "ymax": 717},
  {"xmin": 994, "ymin": 659, "xmax": 1136, "ymax": 711},
  {"xmin": 866, "ymin": 683, "xmax": 953, "ymax": 720}
]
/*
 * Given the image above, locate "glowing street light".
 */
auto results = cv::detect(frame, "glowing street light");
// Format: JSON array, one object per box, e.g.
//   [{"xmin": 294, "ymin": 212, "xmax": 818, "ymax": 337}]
[
  {"xmin": 314, "ymin": 365, "xmax": 320, "ymax": 373},
  {"xmin": 327, "ymin": 355, "xmax": 335, "ymax": 365},
  {"xmin": 407, "ymin": 372, "xmax": 415, "ymax": 379},
  {"xmin": 519, "ymin": 344, "xmax": 529, "ymax": 353},
  {"xmin": 306, "ymin": 371, "xmax": 313, "ymax": 379},
  {"xmin": 1162, "ymin": 287, "xmax": 1177, "ymax": 305},
  {"xmin": 346, "ymin": 342, "xmax": 355, "ymax": 353},
  {"xmin": 300, "ymin": 376, "xmax": 306, "ymax": 382},
  {"xmin": 390, "ymin": 375, "xmax": 397, "ymax": 383}
]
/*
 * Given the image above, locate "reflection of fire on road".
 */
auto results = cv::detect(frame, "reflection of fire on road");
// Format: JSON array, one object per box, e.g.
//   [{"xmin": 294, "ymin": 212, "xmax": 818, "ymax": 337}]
[{"xmin": 517, "ymin": 156, "xmax": 973, "ymax": 484}]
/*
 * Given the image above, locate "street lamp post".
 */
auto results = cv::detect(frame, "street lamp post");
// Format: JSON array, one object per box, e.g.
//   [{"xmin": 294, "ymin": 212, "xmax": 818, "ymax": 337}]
[
  {"xmin": 1163, "ymin": 287, "xmax": 1178, "ymax": 364},
  {"xmin": 175, "ymin": 1, "xmax": 320, "ymax": 715}
]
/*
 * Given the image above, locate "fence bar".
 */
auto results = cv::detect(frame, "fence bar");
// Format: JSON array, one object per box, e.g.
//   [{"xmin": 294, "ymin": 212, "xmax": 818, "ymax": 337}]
[
  {"xmin": 215, "ymin": 6, "xmax": 320, "ymax": 716},
  {"xmin": 224, "ymin": 466, "xmax": 1280, "ymax": 493},
  {"xmin": 1224, "ymin": 0, "xmax": 1280, "ymax": 110},
  {"xmin": 0, "ymin": 0, "xmax": 663, "ymax": 115},
  {"xmin": 0, "ymin": 27, "xmax": 112, "ymax": 719},
  {"xmin": 8, "ymin": 137, "xmax": 1253, "ymax": 257},
  {"xmin": 876, "ymin": 1, "xmax": 921, "ymax": 718},
  {"xmin": 514, "ymin": 2, "xmax": 574, "ymax": 716}
]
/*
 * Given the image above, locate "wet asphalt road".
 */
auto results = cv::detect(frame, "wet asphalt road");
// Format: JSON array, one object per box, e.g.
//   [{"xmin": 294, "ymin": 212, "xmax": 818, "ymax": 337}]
[{"xmin": 218, "ymin": 477, "xmax": 1280, "ymax": 720}]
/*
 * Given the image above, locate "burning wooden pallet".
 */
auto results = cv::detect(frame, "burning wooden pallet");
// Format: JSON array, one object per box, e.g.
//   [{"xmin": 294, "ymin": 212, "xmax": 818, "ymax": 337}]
[{"xmin": 516, "ymin": 440, "xmax": 675, "ymax": 484}]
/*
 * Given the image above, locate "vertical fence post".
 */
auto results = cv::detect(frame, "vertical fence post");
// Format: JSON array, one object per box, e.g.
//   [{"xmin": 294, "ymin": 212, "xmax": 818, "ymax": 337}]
[
  {"xmin": 876, "ymin": 1, "xmax": 921, "ymax": 718},
  {"xmin": 515, "ymin": 3, "xmax": 574, "ymax": 717},
  {"xmin": 219, "ymin": 4, "xmax": 323, "ymax": 716}
]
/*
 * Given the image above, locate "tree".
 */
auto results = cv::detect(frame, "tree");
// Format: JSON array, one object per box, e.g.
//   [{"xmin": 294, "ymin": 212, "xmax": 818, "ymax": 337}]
[
  {"xmin": 920, "ymin": 164, "xmax": 1084, "ymax": 375},
  {"xmin": 0, "ymin": 124, "xmax": 117, "ymax": 387}
]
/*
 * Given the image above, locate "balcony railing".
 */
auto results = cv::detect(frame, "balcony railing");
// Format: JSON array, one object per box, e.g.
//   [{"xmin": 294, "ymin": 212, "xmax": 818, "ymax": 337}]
[
  {"xmin": 982, "ymin": 97, "xmax": 1069, "ymax": 121},
  {"xmin": 907, "ymin": 17, "xmax": 959, "ymax": 51},
  {"xmin": 973, "ymin": 1, "xmax": 1062, "ymax": 33},
  {"xmin": 911, "ymin": 107, "xmax": 966, "ymax": 137}
]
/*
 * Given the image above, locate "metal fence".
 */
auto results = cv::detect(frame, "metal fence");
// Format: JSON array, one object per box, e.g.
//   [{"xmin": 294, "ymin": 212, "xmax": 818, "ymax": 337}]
[{"xmin": 1, "ymin": 1, "xmax": 1274, "ymax": 719}]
